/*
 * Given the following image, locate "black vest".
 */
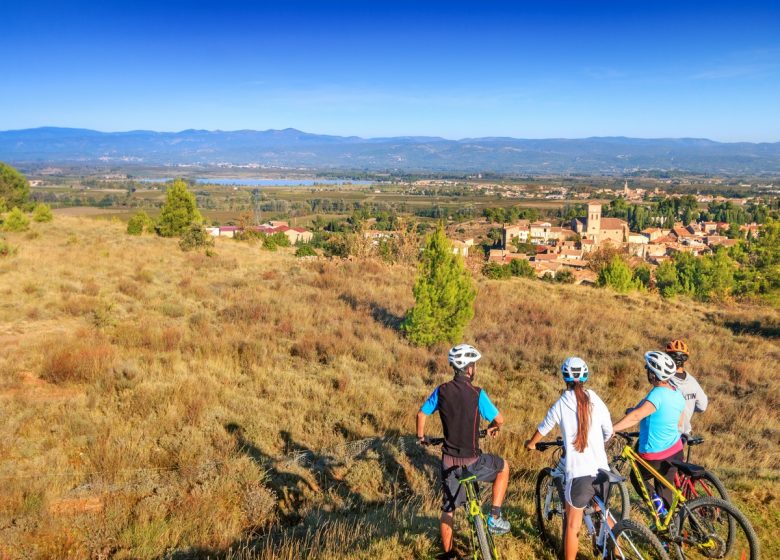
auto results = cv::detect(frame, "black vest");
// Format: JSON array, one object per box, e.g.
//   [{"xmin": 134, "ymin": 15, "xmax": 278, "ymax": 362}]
[{"xmin": 438, "ymin": 374, "xmax": 483, "ymax": 458}]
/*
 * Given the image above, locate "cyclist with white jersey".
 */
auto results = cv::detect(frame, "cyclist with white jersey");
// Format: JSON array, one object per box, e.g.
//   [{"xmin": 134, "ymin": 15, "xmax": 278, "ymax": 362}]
[{"xmin": 525, "ymin": 357, "xmax": 614, "ymax": 560}]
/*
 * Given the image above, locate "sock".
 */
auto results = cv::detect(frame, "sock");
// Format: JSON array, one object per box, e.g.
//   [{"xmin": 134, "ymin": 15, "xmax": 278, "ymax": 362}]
[{"xmin": 490, "ymin": 506, "xmax": 501, "ymax": 518}]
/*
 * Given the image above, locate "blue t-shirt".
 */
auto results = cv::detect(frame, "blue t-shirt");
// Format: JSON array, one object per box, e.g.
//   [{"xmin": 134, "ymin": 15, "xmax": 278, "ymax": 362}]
[
  {"xmin": 638, "ymin": 386, "xmax": 686, "ymax": 454},
  {"xmin": 420, "ymin": 387, "xmax": 499, "ymax": 422}
]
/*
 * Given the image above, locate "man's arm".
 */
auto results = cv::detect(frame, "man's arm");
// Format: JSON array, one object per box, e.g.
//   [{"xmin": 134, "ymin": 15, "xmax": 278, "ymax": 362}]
[
  {"xmin": 487, "ymin": 411, "xmax": 504, "ymax": 437},
  {"xmin": 694, "ymin": 378, "xmax": 709, "ymax": 413},
  {"xmin": 417, "ymin": 387, "xmax": 439, "ymax": 443},
  {"xmin": 478, "ymin": 390, "xmax": 503, "ymax": 437},
  {"xmin": 416, "ymin": 410, "xmax": 427, "ymax": 442}
]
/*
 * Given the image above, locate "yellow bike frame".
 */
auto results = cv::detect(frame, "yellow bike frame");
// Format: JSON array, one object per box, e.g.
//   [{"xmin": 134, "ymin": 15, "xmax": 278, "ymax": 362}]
[
  {"xmin": 619, "ymin": 444, "xmax": 685, "ymax": 533},
  {"xmin": 459, "ymin": 474, "xmax": 501, "ymax": 560}
]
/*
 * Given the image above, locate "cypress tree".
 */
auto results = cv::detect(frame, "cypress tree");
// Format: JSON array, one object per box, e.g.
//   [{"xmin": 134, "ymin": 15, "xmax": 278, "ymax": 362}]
[{"xmin": 403, "ymin": 224, "xmax": 476, "ymax": 346}]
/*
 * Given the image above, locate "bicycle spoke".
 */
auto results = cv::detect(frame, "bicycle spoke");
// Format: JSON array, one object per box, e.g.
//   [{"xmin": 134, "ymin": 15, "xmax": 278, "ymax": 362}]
[{"xmin": 673, "ymin": 497, "xmax": 759, "ymax": 560}]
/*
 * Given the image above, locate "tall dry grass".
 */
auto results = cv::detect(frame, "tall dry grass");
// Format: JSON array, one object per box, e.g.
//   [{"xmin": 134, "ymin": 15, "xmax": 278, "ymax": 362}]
[{"xmin": 0, "ymin": 216, "xmax": 777, "ymax": 559}]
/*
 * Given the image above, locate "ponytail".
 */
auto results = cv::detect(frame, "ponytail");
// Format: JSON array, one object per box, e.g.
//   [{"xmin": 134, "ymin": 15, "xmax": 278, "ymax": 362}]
[{"xmin": 572, "ymin": 382, "xmax": 592, "ymax": 453}]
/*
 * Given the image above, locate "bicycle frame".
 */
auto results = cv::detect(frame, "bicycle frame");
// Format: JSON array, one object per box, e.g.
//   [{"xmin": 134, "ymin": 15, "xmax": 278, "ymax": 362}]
[
  {"xmin": 619, "ymin": 444, "xmax": 685, "ymax": 532},
  {"xmin": 459, "ymin": 474, "xmax": 500, "ymax": 560}
]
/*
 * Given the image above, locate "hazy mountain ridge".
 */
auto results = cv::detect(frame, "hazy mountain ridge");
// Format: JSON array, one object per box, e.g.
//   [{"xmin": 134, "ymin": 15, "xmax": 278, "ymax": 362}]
[{"xmin": 2, "ymin": 127, "xmax": 780, "ymax": 173}]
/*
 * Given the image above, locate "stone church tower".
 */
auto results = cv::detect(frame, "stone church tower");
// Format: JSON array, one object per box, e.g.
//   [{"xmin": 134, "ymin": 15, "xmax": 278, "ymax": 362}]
[{"xmin": 586, "ymin": 202, "xmax": 601, "ymax": 241}]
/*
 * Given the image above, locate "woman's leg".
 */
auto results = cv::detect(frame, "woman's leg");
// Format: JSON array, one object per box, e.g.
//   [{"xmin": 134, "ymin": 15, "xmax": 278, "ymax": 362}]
[{"xmin": 564, "ymin": 502, "xmax": 584, "ymax": 560}]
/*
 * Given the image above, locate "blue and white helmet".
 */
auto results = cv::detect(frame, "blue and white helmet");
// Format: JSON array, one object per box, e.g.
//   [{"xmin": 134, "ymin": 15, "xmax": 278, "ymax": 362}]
[
  {"xmin": 448, "ymin": 344, "xmax": 482, "ymax": 370},
  {"xmin": 562, "ymin": 356, "xmax": 589, "ymax": 383}
]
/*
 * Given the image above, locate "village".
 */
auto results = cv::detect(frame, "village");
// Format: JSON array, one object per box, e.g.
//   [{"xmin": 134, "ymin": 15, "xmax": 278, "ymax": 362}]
[{"xmin": 448, "ymin": 201, "xmax": 761, "ymax": 285}]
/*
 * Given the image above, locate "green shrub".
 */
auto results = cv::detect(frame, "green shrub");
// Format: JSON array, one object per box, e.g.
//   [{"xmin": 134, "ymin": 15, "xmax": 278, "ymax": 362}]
[
  {"xmin": 0, "ymin": 237, "xmax": 16, "ymax": 257},
  {"xmin": 127, "ymin": 211, "xmax": 154, "ymax": 235},
  {"xmin": 295, "ymin": 244, "xmax": 317, "ymax": 257},
  {"xmin": 509, "ymin": 258, "xmax": 536, "ymax": 278},
  {"xmin": 32, "ymin": 203, "xmax": 53, "ymax": 223},
  {"xmin": 482, "ymin": 262, "xmax": 511, "ymax": 279},
  {"xmin": 2, "ymin": 207, "xmax": 30, "ymax": 232},
  {"xmin": 597, "ymin": 255, "xmax": 640, "ymax": 293},
  {"xmin": 179, "ymin": 223, "xmax": 215, "ymax": 252},
  {"xmin": 266, "ymin": 231, "xmax": 290, "ymax": 248},
  {"xmin": 554, "ymin": 269, "xmax": 575, "ymax": 284}
]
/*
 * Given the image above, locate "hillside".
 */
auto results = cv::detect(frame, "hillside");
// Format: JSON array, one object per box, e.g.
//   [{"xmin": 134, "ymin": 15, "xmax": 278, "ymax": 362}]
[
  {"xmin": 3, "ymin": 127, "xmax": 780, "ymax": 173},
  {"xmin": 0, "ymin": 216, "xmax": 778, "ymax": 559}
]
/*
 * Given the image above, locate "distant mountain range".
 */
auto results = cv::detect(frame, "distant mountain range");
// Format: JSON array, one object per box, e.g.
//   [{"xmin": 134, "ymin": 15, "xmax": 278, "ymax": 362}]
[{"xmin": 2, "ymin": 127, "xmax": 780, "ymax": 174}]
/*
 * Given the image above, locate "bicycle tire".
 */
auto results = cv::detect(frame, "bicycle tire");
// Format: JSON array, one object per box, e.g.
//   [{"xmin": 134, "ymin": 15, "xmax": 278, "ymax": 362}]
[
  {"xmin": 474, "ymin": 514, "xmax": 496, "ymax": 560},
  {"xmin": 534, "ymin": 467, "xmax": 565, "ymax": 554},
  {"xmin": 685, "ymin": 470, "xmax": 730, "ymax": 503},
  {"xmin": 670, "ymin": 496, "xmax": 760, "ymax": 560},
  {"xmin": 608, "ymin": 479, "xmax": 632, "ymax": 522},
  {"xmin": 609, "ymin": 518, "xmax": 671, "ymax": 560}
]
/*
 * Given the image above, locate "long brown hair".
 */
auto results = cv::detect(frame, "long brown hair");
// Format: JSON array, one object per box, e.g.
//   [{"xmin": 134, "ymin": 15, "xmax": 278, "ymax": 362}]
[{"xmin": 571, "ymin": 382, "xmax": 592, "ymax": 453}]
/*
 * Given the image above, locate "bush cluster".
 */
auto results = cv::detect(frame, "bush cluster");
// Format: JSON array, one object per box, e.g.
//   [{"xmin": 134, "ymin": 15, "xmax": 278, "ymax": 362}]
[{"xmin": 482, "ymin": 258, "xmax": 536, "ymax": 280}]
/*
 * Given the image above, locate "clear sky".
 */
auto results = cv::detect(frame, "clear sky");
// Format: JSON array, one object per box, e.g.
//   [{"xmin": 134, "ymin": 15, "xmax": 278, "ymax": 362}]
[{"xmin": 1, "ymin": 0, "xmax": 779, "ymax": 141}]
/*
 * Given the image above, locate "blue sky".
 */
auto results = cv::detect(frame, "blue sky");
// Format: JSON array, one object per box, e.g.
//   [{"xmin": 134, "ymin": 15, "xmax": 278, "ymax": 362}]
[{"xmin": 1, "ymin": 1, "xmax": 779, "ymax": 141}]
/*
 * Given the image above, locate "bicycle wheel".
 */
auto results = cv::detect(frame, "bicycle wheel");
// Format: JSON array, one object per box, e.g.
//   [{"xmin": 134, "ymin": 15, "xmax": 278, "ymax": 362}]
[
  {"xmin": 670, "ymin": 496, "xmax": 760, "ymax": 560},
  {"xmin": 535, "ymin": 467, "xmax": 565, "ymax": 553},
  {"xmin": 474, "ymin": 514, "xmax": 497, "ymax": 560},
  {"xmin": 684, "ymin": 471, "xmax": 730, "ymax": 503},
  {"xmin": 607, "ymin": 479, "xmax": 632, "ymax": 521},
  {"xmin": 608, "ymin": 518, "xmax": 671, "ymax": 560}
]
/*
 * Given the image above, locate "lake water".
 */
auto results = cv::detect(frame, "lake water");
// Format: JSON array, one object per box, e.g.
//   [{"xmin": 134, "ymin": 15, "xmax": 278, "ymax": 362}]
[{"xmin": 140, "ymin": 178, "xmax": 373, "ymax": 187}]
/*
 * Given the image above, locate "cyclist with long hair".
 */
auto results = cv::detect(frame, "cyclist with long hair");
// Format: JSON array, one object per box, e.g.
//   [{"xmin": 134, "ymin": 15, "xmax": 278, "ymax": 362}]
[
  {"xmin": 525, "ymin": 357, "xmax": 614, "ymax": 560},
  {"xmin": 416, "ymin": 344, "xmax": 511, "ymax": 558},
  {"xmin": 665, "ymin": 339, "xmax": 708, "ymax": 435},
  {"xmin": 613, "ymin": 351, "xmax": 685, "ymax": 511}
]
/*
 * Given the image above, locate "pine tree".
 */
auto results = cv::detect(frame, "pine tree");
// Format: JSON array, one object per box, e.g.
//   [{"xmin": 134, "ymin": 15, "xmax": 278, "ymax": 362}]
[
  {"xmin": 0, "ymin": 163, "xmax": 30, "ymax": 210},
  {"xmin": 156, "ymin": 179, "xmax": 203, "ymax": 237},
  {"xmin": 403, "ymin": 224, "xmax": 476, "ymax": 347}
]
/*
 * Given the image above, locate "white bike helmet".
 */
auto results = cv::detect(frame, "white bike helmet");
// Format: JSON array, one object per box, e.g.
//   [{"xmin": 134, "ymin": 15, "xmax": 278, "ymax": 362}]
[
  {"xmin": 562, "ymin": 356, "xmax": 589, "ymax": 383},
  {"xmin": 448, "ymin": 344, "xmax": 482, "ymax": 370},
  {"xmin": 644, "ymin": 351, "xmax": 676, "ymax": 381}
]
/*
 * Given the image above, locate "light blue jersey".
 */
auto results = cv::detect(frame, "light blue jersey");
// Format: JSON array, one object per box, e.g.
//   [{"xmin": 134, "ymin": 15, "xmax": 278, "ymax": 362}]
[
  {"xmin": 638, "ymin": 386, "xmax": 685, "ymax": 454},
  {"xmin": 420, "ymin": 386, "xmax": 499, "ymax": 422}
]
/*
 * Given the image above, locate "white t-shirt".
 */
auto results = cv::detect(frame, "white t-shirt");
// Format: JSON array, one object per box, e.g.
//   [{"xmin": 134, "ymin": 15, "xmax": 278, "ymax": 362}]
[{"xmin": 538, "ymin": 389, "xmax": 613, "ymax": 479}]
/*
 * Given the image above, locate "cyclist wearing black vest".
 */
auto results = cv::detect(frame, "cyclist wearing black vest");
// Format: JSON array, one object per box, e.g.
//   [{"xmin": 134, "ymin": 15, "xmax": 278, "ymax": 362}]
[{"xmin": 416, "ymin": 344, "xmax": 511, "ymax": 556}]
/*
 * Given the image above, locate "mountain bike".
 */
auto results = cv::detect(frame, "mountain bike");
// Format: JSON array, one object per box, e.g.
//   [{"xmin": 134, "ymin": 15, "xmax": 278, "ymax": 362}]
[
  {"xmin": 609, "ymin": 432, "xmax": 730, "ymax": 504},
  {"xmin": 609, "ymin": 431, "xmax": 735, "ymax": 550},
  {"xmin": 427, "ymin": 431, "xmax": 501, "ymax": 560},
  {"xmin": 535, "ymin": 436, "xmax": 631, "ymax": 540},
  {"xmin": 612, "ymin": 432, "xmax": 760, "ymax": 560},
  {"xmin": 534, "ymin": 438, "xmax": 670, "ymax": 559}
]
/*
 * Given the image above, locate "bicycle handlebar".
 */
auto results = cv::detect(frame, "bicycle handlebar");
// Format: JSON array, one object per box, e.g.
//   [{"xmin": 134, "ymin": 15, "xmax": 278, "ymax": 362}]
[
  {"xmin": 425, "ymin": 429, "xmax": 488, "ymax": 447},
  {"xmin": 616, "ymin": 431, "xmax": 639, "ymax": 442},
  {"xmin": 536, "ymin": 437, "xmax": 563, "ymax": 451},
  {"xmin": 681, "ymin": 434, "xmax": 704, "ymax": 446}
]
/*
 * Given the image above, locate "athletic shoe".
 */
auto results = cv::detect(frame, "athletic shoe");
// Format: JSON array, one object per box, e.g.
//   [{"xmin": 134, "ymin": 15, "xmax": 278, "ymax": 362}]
[{"xmin": 487, "ymin": 515, "xmax": 511, "ymax": 535}]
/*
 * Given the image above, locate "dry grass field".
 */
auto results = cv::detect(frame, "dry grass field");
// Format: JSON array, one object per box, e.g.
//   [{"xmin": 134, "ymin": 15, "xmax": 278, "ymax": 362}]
[{"xmin": 0, "ymin": 216, "xmax": 778, "ymax": 559}]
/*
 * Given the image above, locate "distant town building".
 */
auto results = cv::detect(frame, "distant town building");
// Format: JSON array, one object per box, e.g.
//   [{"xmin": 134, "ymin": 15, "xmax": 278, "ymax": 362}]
[{"xmin": 572, "ymin": 203, "xmax": 629, "ymax": 244}]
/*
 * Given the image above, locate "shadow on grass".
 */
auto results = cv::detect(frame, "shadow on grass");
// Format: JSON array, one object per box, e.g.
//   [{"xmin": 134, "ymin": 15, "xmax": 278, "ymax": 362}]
[
  {"xmin": 337, "ymin": 291, "xmax": 405, "ymax": 333},
  {"xmin": 721, "ymin": 318, "xmax": 780, "ymax": 338},
  {"xmin": 161, "ymin": 424, "xmax": 451, "ymax": 559}
]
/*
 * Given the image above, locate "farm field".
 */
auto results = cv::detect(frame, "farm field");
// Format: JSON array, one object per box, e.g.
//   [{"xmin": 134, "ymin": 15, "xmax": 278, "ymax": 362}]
[{"xmin": 0, "ymin": 216, "xmax": 778, "ymax": 559}]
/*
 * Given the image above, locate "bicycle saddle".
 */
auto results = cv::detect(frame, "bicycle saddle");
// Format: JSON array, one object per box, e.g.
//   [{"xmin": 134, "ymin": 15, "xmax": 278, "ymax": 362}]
[
  {"xmin": 598, "ymin": 468, "xmax": 625, "ymax": 484},
  {"xmin": 686, "ymin": 436, "xmax": 704, "ymax": 446},
  {"xmin": 669, "ymin": 460, "xmax": 706, "ymax": 477}
]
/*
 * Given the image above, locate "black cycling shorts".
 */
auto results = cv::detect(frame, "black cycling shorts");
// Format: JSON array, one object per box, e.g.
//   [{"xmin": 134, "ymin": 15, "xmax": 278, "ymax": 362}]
[
  {"xmin": 565, "ymin": 472, "xmax": 610, "ymax": 509},
  {"xmin": 441, "ymin": 453, "xmax": 505, "ymax": 513}
]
